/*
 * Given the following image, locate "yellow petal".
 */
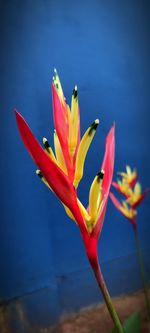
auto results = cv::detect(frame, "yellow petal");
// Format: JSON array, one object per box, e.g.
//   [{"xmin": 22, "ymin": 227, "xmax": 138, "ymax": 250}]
[
  {"xmin": 134, "ymin": 182, "xmax": 141, "ymax": 195},
  {"xmin": 89, "ymin": 170, "xmax": 104, "ymax": 222},
  {"xmin": 69, "ymin": 86, "xmax": 79, "ymax": 157},
  {"xmin": 43, "ymin": 137, "xmax": 57, "ymax": 164},
  {"xmin": 77, "ymin": 198, "xmax": 90, "ymax": 222},
  {"xmin": 36, "ymin": 169, "xmax": 51, "ymax": 189},
  {"xmin": 54, "ymin": 130, "xmax": 67, "ymax": 174},
  {"xmin": 73, "ymin": 119, "xmax": 99, "ymax": 188},
  {"xmin": 126, "ymin": 165, "xmax": 132, "ymax": 175},
  {"xmin": 120, "ymin": 200, "xmax": 136, "ymax": 219},
  {"xmin": 63, "ymin": 204, "xmax": 76, "ymax": 222},
  {"xmin": 63, "ymin": 199, "xmax": 90, "ymax": 228}
]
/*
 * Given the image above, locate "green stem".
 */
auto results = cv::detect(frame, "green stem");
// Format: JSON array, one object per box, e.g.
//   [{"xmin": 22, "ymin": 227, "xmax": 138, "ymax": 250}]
[
  {"xmin": 134, "ymin": 226, "xmax": 150, "ymax": 320},
  {"xmin": 84, "ymin": 235, "xmax": 124, "ymax": 333},
  {"xmin": 82, "ymin": 233, "xmax": 125, "ymax": 333},
  {"xmin": 92, "ymin": 262, "xmax": 125, "ymax": 333}
]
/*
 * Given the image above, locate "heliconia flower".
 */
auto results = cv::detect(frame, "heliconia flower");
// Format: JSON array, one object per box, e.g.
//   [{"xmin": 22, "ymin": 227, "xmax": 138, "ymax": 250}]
[
  {"xmin": 117, "ymin": 165, "xmax": 137, "ymax": 187},
  {"xmin": 15, "ymin": 70, "xmax": 115, "ymax": 253},
  {"xmin": 110, "ymin": 166, "xmax": 149, "ymax": 228},
  {"xmin": 109, "ymin": 192, "xmax": 137, "ymax": 228},
  {"xmin": 15, "ymin": 72, "xmax": 129, "ymax": 332}
]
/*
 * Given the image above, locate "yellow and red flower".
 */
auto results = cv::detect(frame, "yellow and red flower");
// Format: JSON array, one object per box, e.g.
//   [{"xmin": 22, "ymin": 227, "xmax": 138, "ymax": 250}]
[
  {"xmin": 110, "ymin": 165, "xmax": 149, "ymax": 229},
  {"xmin": 15, "ymin": 70, "xmax": 115, "ymax": 262}
]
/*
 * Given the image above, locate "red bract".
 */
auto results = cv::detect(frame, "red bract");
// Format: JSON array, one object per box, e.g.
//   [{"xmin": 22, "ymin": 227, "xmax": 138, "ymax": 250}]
[
  {"xmin": 84, "ymin": 125, "xmax": 115, "ymax": 265},
  {"xmin": 52, "ymin": 84, "xmax": 73, "ymax": 179},
  {"xmin": 15, "ymin": 111, "xmax": 86, "ymax": 234},
  {"xmin": 92, "ymin": 125, "xmax": 115, "ymax": 239}
]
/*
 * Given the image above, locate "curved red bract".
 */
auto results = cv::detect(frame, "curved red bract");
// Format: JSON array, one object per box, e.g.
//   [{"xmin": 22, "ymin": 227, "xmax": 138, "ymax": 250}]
[{"xmin": 92, "ymin": 125, "xmax": 115, "ymax": 239}]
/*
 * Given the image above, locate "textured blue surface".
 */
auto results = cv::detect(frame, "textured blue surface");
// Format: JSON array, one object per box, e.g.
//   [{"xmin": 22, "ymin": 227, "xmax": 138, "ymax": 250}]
[{"xmin": 0, "ymin": 0, "xmax": 150, "ymax": 327}]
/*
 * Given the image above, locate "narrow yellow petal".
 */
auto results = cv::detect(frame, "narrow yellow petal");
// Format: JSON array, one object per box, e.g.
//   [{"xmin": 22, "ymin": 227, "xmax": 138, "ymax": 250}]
[
  {"xmin": 89, "ymin": 170, "xmax": 104, "ymax": 222},
  {"xmin": 126, "ymin": 165, "xmax": 132, "ymax": 175},
  {"xmin": 66, "ymin": 103, "xmax": 71, "ymax": 128},
  {"xmin": 63, "ymin": 204, "xmax": 76, "ymax": 222},
  {"xmin": 126, "ymin": 182, "xmax": 141, "ymax": 206},
  {"xmin": 63, "ymin": 199, "xmax": 90, "ymax": 223},
  {"xmin": 120, "ymin": 200, "xmax": 137, "ymax": 219},
  {"xmin": 77, "ymin": 198, "xmax": 90, "ymax": 222},
  {"xmin": 69, "ymin": 86, "xmax": 79, "ymax": 157},
  {"xmin": 134, "ymin": 182, "xmax": 141, "ymax": 195},
  {"xmin": 118, "ymin": 172, "xmax": 127, "ymax": 178},
  {"xmin": 36, "ymin": 170, "xmax": 51, "ymax": 189},
  {"xmin": 54, "ymin": 131, "xmax": 67, "ymax": 174},
  {"xmin": 43, "ymin": 137, "xmax": 57, "ymax": 164},
  {"xmin": 74, "ymin": 119, "xmax": 100, "ymax": 188}
]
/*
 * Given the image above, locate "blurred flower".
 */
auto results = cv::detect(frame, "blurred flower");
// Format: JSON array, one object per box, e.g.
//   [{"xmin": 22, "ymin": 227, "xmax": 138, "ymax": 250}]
[{"xmin": 110, "ymin": 166, "xmax": 149, "ymax": 228}]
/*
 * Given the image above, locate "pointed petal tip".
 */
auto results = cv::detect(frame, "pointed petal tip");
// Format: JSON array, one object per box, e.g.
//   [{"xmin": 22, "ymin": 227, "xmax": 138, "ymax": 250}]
[
  {"xmin": 97, "ymin": 169, "xmax": 105, "ymax": 180},
  {"xmin": 15, "ymin": 110, "xmax": 24, "ymax": 125},
  {"xmin": 14, "ymin": 108, "xmax": 19, "ymax": 117},
  {"xmin": 111, "ymin": 122, "xmax": 115, "ymax": 133},
  {"xmin": 73, "ymin": 86, "xmax": 78, "ymax": 98},
  {"xmin": 95, "ymin": 118, "xmax": 99, "ymax": 125}
]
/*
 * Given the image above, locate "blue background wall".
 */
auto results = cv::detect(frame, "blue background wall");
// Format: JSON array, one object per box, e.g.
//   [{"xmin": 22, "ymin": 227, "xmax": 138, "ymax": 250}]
[{"xmin": 0, "ymin": 0, "xmax": 150, "ymax": 329}]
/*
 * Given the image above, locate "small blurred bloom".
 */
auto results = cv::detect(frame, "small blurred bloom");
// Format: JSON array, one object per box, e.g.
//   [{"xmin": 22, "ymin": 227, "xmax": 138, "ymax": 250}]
[{"xmin": 110, "ymin": 165, "xmax": 149, "ymax": 228}]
